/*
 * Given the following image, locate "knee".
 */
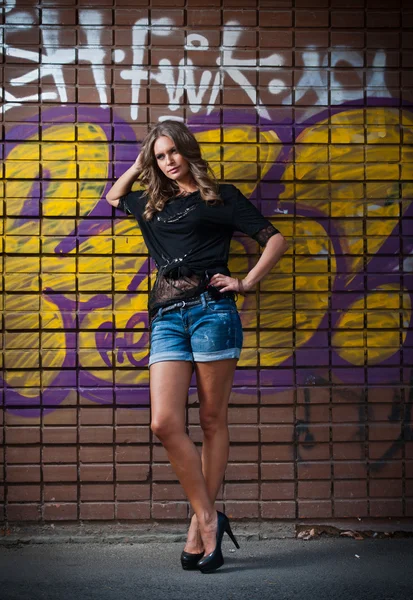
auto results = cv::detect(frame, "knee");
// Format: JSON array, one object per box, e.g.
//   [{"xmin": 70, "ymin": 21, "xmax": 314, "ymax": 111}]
[
  {"xmin": 150, "ymin": 418, "xmax": 179, "ymax": 440},
  {"xmin": 150, "ymin": 419, "xmax": 170, "ymax": 440},
  {"xmin": 200, "ymin": 410, "xmax": 226, "ymax": 435}
]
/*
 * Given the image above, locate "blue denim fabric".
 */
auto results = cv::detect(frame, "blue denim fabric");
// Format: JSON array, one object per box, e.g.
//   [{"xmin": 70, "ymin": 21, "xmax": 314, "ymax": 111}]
[{"xmin": 149, "ymin": 292, "xmax": 243, "ymax": 366}]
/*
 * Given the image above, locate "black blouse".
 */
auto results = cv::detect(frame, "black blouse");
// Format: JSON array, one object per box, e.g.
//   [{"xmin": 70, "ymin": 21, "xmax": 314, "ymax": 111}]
[{"xmin": 117, "ymin": 184, "xmax": 280, "ymax": 320}]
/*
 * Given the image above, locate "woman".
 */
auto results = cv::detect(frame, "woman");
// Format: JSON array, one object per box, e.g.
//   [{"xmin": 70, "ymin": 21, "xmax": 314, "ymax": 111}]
[{"xmin": 106, "ymin": 120, "xmax": 288, "ymax": 573}]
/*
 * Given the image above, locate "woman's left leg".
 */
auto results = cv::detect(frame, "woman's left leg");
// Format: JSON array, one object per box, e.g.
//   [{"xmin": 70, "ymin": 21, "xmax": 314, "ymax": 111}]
[{"xmin": 185, "ymin": 358, "xmax": 238, "ymax": 553}]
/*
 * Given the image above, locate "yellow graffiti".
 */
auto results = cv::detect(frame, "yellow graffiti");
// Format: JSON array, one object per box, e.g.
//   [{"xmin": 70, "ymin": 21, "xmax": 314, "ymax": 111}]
[{"xmin": 2, "ymin": 111, "xmax": 412, "ymax": 397}]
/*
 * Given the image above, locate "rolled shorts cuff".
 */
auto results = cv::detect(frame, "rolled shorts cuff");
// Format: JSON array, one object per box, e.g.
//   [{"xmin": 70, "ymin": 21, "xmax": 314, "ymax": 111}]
[
  {"xmin": 148, "ymin": 351, "xmax": 194, "ymax": 366},
  {"xmin": 192, "ymin": 348, "xmax": 241, "ymax": 362}
]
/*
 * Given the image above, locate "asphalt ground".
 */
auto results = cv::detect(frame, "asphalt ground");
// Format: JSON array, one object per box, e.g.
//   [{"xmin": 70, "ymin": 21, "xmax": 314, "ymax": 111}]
[{"xmin": 1, "ymin": 538, "xmax": 412, "ymax": 600}]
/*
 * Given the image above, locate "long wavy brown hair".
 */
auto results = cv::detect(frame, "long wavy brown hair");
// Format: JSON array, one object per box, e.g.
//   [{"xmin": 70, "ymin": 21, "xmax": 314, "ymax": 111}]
[{"xmin": 138, "ymin": 120, "xmax": 222, "ymax": 221}]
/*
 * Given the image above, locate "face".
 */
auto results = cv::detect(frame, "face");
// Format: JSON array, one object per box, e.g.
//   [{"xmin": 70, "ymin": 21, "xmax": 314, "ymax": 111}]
[{"xmin": 153, "ymin": 135, "xmax": 190, "ymax": 182}]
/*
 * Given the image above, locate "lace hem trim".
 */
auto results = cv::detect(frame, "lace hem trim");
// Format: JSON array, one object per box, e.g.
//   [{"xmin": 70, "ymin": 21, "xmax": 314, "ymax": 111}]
[{"xmin": 252, "ymin": 224, "xmax": 279, "ymax": 246}]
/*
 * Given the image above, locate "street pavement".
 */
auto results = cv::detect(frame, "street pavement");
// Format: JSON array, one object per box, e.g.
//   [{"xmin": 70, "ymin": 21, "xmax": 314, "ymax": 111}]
[{"xmin": 1, "ymin": 538, "xmax": 412, "ymax": 600}]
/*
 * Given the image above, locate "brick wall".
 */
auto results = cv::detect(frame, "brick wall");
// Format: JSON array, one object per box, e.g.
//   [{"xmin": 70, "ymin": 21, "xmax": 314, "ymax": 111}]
[{"xmin": 1, "ymin": 0, "xmax": 413, "ymax": 524}]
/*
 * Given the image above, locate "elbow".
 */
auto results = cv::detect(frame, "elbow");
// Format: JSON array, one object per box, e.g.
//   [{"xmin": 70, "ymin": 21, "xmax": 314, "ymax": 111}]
[
  {"xmin": 272, "ymin": 232, "xmax": 289, "ymax": 254},
  {"xmin": 105, "ymin": 192, "xmax": 118, "ymax": 206}
]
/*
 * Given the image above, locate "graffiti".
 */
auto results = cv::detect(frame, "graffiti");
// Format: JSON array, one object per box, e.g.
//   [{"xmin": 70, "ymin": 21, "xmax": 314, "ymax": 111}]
[
  {"xmin": 1, "ymin": 8, "xmax": 393, "ymax": 120},
  {"xmin": 3, "ymin": 103, "xmax": 413, "ymax": 423}
]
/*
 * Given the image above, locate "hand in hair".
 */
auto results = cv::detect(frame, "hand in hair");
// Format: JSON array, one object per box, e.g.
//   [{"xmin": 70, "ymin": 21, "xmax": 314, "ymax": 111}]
[{"xmin": 133, "ymin": 152, "xmax": 144, "ymax": 175}]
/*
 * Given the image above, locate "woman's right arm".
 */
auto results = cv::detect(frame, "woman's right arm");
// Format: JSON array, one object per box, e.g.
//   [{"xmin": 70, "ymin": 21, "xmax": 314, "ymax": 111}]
[{"xmin": 106, "ymin": 155, "xmax": 142, "ymax": 207}]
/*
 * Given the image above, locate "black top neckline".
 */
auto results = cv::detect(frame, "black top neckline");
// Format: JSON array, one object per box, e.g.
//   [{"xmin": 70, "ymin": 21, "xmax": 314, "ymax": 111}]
[{"xmin": 172, "ymin": 189, "xmax": 200, "ymax": 200}]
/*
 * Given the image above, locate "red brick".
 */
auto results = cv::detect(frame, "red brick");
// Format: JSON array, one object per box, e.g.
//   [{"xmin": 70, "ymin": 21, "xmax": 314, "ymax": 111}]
[
  {"xmin": 261, "ymin": 501, "xmax": 296, "ymax": 519},
  {"xmin": 223, "ymin": 10, "xmax": 257, "ymax": 26},
  {"xmin": 42, "ymin": 428, "xmax": 77, "ymax": 444},
  {"xmin": 225, "ymin": 502, "xmax": 259, "ymax": 519},
  {"xmin": 116, "ymin": 503, "xmax": 151, "ymax": 520},
  {"xmin": 42, "ymin": 465, "xmax": 77, "ymax": 482},
  {"xmin": 80, "ymin": 503, "xmax": 115, "ymax": 520},
  {"xmin": 80, "ymin": 408, "xmax": 113, "ymax": 426},
  {"xmin": 5, "ymin": 427, "xmax": 41, "ymax": 444},
  {"xmin": 115, "ymin": 464, "xmax": 150, "ymax": 481},
  {"xmin": 230, "ymin": 446, "xmax": 259, "ymax": 463},
  {"xmin": 369, "ymin": 500, "xmax": 403, "ymax": 518},
  {"xmin": 115, "ymin": 446, "xmax": 150, "ymax": 462},
  {"xmin": 229, "ymin": 407, "xmax": 258, "ymax": 424},
  {"xmin": 260, "ymin": 426, "xmax": 294, "ymax": 443},
  {"xmin": 369, "ymin": 442, "xmax": 402, "ymax": 461},
  {"xmin": 298, "ymin": 481, "xmax": 331, "ymax": 499},
  {"xmin": 367, "ymin": 12, "xmax": 401, "ymax": 28},
  {"xmin": 43, "ymin": 447, "xmax": 77, "ymax": 463},
  {"xmin": 370, "ymin": 462, "xmax": 403, "ymax": 479},
  {"xmin": 297, "ymin": 405, "xmax": 329, "ymax": 422},
  {"xmin": 7, "ymin": 485, "xmax": 41, "ymax": 502},
  {"xmin": 261, "ymin": 388, "xmax": 295, "ymax": 405},
  {"xmin": 260, "ymin": 30, "xmax": 293, "ymax": 48},
  {"xmin": 80, "ymin": 465, "xmax": 113, "ymax": 482},
  {"xmin": 298, "ymin": 500, "xmax": 332, "ymax": 518},
  {"xmin": 261, "ymin": 482, "xmax": 295, "ymax": 500},
  {"xmin": 115, "ymin": 427, "xmax": 149, "ymax": 444},
  {"xmin": 187, "ymin": 10, "xmax": 221, "ymax": 25},
  {"xmin": 332, "ymin": 424, "xmax": 365, "ymax": 442},
  {"xmin": 152, "ymin": 484, "xmax": 186, "ymax": 501},
  {"xmin": 229, "ymin": 426, "xmax": 259, "ymax": 443},
  {"xmin": 151, "ymin": 503, "xmax": 187, "ymax": 519},
  {"xmin": 7, "ymin": 504, "xmax": 41, "ymax": 521},
  {"xmin": 295, "ymin": 10, "xmax": 329, "ymax": 27},
  {"xmin": 152, "ymin": 464, "xmax": 179, "ymax": 481},
  {"xmin": 79, "ymin": 446, "xmax": 113, "ymax": 463},
  {"xmin": 261, "ymin": 407, "xmax": 294, "ymax": 424},
  {"xmin": 7, "ymin": 447, "xmax": 40, "ymax": 464},
  {"xmin": 225, "ymin": 463, "xmax": 259, "ymax": 481},
  {"xmin": 333, "ymin": 461, "xmax": 367, "ymax": 479},
  {"xmin": 333, "ymin": 443, "xmax": 365, "ymax": 461},
  {"xmin": 370, "ymin": 479, "xmax": 403, "ymax": 498},
  {"xmin": 297, "ymin": 387, "xmax": 330, "ymax": 404},
  {"xmin": 298, "ymin": 462, "xmax": 331, "ymax": 479},
  {"xmin": 295, "ymin": 30, "xmax": 329, "ymax": 47},
  {"xmin": 334, "ymin": 500, "xmax": 368, "ymax": 518},
  {"xmin": 43, "ymin": 503, "xmax": 78, "ymax": 521},
  {"xmin": 116, "ymin": 409, "xmax": 150, "ymax": 425},
  {"xmin": 79, "ymin": 427, "xmax": 113, "ymax": 444},
  {"xmin": 262, "ymin": 444, "xmax": 294, "ymax": 462},
  {"xmin": 80, "ymin": 484, "xmax": 115, "ymax": 501},
  {"xmin": 6, "ymin": 466, "xmax": 41, "ymax": 483},
  {"xmin": 334, "ymin": 480, "xmax": 367, "ymax": 498},
  {"xmin": 43, "ymin": 484, "xmax": 77, "ymax": 502},
  {"xmin": 225, "ymin": 483, "xmax": 259, "ymax": 500},
  {"xmin": 116, "ymin": 484, "xmax": 150, "ymax": 501},
  {"xmin": 259, "ymin": 11, "xmax": 293, "ymax": 27},
  {"xmin": 299, "ymin": 444, "xmax": 330, "ymax": 461},
  {"xmin": 332, "ymin": 404, "xmax": 363, "ymax": 422},
  {"xmin": 261, "ymin": 463, "xmax": 295, "ymax": 480},
  {"xmin": 331, "ymin": 11, "xmax": 364, "ymax": 27},
  {"xmin": 114, "ymin": 9, "xmax": 148, "ymax": 25},
  {"xmin": 368, "ymin": 423, "xmax": 402, "ymax": 441}
]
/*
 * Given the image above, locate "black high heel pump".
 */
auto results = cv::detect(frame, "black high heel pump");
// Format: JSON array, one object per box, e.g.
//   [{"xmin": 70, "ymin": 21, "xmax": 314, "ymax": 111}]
[
  {"xmin": 196, "ymin": 510, "xmax": 240, "ymax": 574},
  {"xmin": 180, "ymin": 550, "xmax": 205, "ymax": 570}
]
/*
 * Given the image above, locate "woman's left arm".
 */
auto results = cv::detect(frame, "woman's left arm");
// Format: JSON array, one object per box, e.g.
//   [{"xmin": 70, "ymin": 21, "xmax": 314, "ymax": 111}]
[{"xmin": 210, "ymin": 232, "xmax": 289, "ymax": 294}]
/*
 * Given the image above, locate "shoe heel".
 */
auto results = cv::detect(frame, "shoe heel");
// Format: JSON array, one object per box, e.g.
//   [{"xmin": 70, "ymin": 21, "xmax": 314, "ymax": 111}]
[{"xmin": 225, "ymin": 523, "xmax": 240, "ymax": 549}]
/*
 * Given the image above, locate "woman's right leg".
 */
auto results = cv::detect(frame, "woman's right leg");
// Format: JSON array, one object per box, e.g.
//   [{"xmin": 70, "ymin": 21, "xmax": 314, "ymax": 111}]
[{"xmin": 149, "ymin": 360, "xmax": 218, "ymax": 556}]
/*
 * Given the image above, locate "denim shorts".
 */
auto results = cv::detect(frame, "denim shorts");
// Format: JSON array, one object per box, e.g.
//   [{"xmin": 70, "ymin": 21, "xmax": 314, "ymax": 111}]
[{"xmin": 149, "ymin": 292, "xmax": 243, "ymax": 366}]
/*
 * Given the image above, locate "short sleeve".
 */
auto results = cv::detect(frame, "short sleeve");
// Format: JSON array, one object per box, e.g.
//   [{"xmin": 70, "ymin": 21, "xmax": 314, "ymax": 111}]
[
  {"xmin": 117, "ymin": 190, "xmax": 145, "ymax": 216},
  {"xmin": 231, "ymin": 186, "xmax": 280, "ymax": 247}
]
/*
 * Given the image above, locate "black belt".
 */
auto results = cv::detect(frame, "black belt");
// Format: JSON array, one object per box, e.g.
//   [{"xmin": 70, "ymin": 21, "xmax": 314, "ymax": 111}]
[{"xmin": 151, "ymin": 289, "xmax": 235, "ymax": 321}]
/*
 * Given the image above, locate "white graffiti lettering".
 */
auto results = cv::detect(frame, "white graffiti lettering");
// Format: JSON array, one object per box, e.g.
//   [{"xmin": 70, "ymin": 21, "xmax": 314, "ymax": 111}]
[{"xmin": 0, "ymin": 7, "xmax": 393, "ymax": 120}]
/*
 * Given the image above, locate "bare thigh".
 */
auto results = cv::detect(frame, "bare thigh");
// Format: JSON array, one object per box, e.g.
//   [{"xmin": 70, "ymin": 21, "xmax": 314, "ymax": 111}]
[
  {"xmin": 195, "ymin": 359, "xmax": 238, "ymax": 424},
  {"xmin": 149, "ymin": 361, "xmax": 194, "ymax": 433}
]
